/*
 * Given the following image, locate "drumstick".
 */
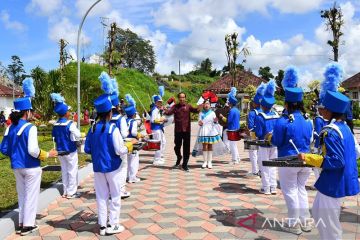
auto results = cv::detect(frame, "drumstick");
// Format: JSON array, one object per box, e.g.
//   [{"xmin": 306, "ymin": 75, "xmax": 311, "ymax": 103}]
[
  {"xmin": 52, "ymin": 137, "xmax": 57, "ymax": 163},
  {"xmin": 289, "ymin": 139, "xmax": 300, "ymax": 154}
]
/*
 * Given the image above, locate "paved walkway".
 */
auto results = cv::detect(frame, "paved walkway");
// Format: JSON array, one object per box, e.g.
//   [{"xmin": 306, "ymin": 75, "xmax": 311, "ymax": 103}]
[{"xmin": 6, "ymin": 125, "xmax": 360, "ymax": 240}]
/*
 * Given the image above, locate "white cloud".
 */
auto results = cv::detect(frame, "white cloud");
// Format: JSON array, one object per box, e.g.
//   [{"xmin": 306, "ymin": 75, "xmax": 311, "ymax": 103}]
[
  {"xmin": 271, "ymin": 0, "xmax": 325, "ymax": 14},
  {"xmin": 48, "ymin": 17, "xmax": 90, "ymax": 46},
  {"xmin": 0, "ymin": 10, "xmax": 27, "ymax": 32},
  {"xmin": 76, "ymin": 0, "xmax": 111, "ymax": 17},
  {"xmin": 26, "ymin": 0, "xmax": 62, "ymax": 16}
]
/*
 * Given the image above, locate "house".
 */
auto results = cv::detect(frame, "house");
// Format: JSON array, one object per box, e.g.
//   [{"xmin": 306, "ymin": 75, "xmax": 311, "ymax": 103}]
[
  {"xmin": 206, "ymin": 70, "xmax": 264, "ymax": 111},
  {"xmin": 342, "ymin": 73, "xmax": 360, "ymax": 106},
  {"xmin": 0, "ymin": 84, "xmax": 22, "ymax": 118}
]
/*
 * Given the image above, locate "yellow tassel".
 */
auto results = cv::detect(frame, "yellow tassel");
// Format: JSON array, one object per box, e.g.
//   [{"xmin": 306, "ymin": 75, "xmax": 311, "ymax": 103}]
[
  {"xmin": 124, "ymin": 142, "xmax": 133, "ymax": 153},
  {"xmin": 38, "ymin": 149, "xmax": 48, "ymax": 161}
]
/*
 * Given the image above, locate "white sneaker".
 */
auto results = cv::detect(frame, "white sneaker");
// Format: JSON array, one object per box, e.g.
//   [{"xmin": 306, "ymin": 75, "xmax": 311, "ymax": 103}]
[
  {"xmin": 202, "ymin": 161, "xmax": 207, "ymax": 169},
  {"xmin": 281, "ymin": 223, "xmax": 302, "ymax": 235},
  {"xmin": 99, "ymin": 226, "xmax": 106, "ymax": 236},
  {"xmin": 207, "ymin": 162, "xmax": 213, "ymax": 169},
  {"xmin": 121, "ymin": 191, "xmax": 131, "ymax": 199},
  {"xmin": 300, "ymin": 220, "xmax": 313, "ymax": 232},
  {"xmin": 270, "ymin": 186, "xmax": 277, "ymax": 195},
  {"xmin": 106, "ymin": 224, "xmax": 125, "ymax": 235},
  {"xmin": 260, "ymin": 188, "xmax": 271, "ymax": 195},
  {"xmin": 128, "ymin": 177, "xmax": 141, "ymax": 183}
]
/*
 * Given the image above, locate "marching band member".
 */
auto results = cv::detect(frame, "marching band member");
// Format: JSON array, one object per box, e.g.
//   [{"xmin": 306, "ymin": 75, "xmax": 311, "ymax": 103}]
[
  {"xmin": 219, "ymin": 87, "xmax": 240, "ymax": 165},
  {"xmin": 124, "ymin": 94, "xmax": 141, "ymax": 183},
  {"xmin": 254, "ymin": 80, "xmax": 279, "ymax": 195},
  {"xmin": 151, "ymin": 86, "xmax": 167, "ymax": 165},
  {"xmin": 107, "ymin": 74, "xmax": 131, "ymax": 199},
  {"xmin": 298, "ymin": 63, "xmax": 360, "ymax": 240},
  {"xmin": 247, "ymin": 83, "xmax": 266, "ymax": 176},
  {"xmin": 84, "ymin": 94, "xmax": 135, "ymax": 236},
  {"xmin": 50, "ymin": 93, "xmax": 81, "ymax": 199},
  {"xmin": 0, "ymin": 78, "xmax": 57, "ymax": 235},
  {"xmin": 270, "ymin": 66, "xmax": 313, "ymax": 234}
]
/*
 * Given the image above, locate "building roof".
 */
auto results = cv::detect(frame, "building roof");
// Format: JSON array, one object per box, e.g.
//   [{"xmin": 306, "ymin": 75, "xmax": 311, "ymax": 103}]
[
  {"xmin": 0, "ymin": 84, "xmax": 22, "ymax": 97},
  {"xmin": 206, "ymin": 70, "xmax": 264, "ymax": 94},
  {"xmin": 342, "ymin": 72, "xmax": 360, "ymax": 90}
]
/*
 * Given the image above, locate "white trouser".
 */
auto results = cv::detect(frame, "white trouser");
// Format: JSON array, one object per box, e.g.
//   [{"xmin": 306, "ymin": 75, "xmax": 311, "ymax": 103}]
[
  {"xmin": 223, "ymin": 130, "xmax": 230, "ymax": 150},
  {"xmin": 14, "ymin": 167, "xmax": 42, "ymax": 226},
  {"xmin": 153, "ymin": 129, "xmax": 166, "ymax": 162},
  {"xmin": 127, "ymin": 151, "xmax": 139, "ymax": 181},
  {"xmin": 229, "ymin": 140, "xmax": 240, "ymax": 162},
  {"xmin": 278, "ymin": 167, "xmax": 311, "ymax": 225},
  {"xmin": 258, "ymin": 147, "xmax": 277, "ymax": 190},
  {"xmin": 59, "ymin": 151, "xmax": 78, "ymax": 196},
  {"xmin": 249, "ymin": 149, "xmax": 259, "ymax": 174},
  {"xmin": 119, "ymin": 154, "xmax": 128, "ymax": 194},
  {"xmin": 94, "ymin": 167, "xmax": 122, "ymax": 227},
  {"xmin": 312, "ymin": 191, "xmax": 342, "ymax": 240}
]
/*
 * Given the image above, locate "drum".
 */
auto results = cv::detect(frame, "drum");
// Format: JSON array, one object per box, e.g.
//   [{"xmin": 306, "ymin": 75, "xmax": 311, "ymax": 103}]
[
  {"xmin": 227, "ymin": 130, "xmax": 241, "ymax": 141},
  {"xmin": 143, "ymin": 139, "xmax": 161, "ymax": 151},
  {"xmin": 262, "ymin": 156, "xmax": 313, "ymax": 168},
  {"xmin": 244, "ymin": 140, "xmax": 259, "ymax": 150}
]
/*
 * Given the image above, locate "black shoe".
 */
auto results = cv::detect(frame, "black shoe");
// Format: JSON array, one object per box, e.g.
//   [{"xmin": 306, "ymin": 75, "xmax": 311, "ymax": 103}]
[
  {"xmin": 15, "ymin": 225, "xmax": 23, "ymax": 234},
  {"xmin": 20, "ymin": 225, "xmax": 39, "ymax": 236},
  {"xmin": 182, "ymin": 166, "xmax": 190, "ymax": 172}
]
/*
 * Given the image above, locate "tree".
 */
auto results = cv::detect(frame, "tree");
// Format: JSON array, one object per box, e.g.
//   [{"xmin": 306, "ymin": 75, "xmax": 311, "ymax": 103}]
[
  {"xmin": 109, "ymin": 27, "xmax": 156, "ymax": 74},
  {"xmin": 7, "ymin": 55, "xmax": 26, "ymax": 86},
  {"xmin": 199, "ymin": 58, "xmax": 212, "ymax": 74},
  {"xmin": 258, "ymin": 66, "xmax": 274, "ymax": 82},
  {"xmin": 243, "ymin": 85, "xmax": 256, "ymax": 99},
  {"xmin": 30, "ymin": 67, "xmax": 53, "ymax": 120},
  {"xmin": 275, "ymin": 69, "xmax": 284, "ymax": 95},
  {"xmin": 308, "ymin": 80, "xmax": 321, "ymax": 91},
  {"xmin": 321, "ymin": 2, "xmax": 344, "ymax": 62},
  {"xmin": 225, "ymin": 33, "xmax": 250, "ymax": 86}
]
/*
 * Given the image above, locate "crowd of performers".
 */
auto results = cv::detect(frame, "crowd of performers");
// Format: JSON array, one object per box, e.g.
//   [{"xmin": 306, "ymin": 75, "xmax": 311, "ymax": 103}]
[{"xmin": 0, "ymin": 62, "xmax": 360, "ymax": 239}]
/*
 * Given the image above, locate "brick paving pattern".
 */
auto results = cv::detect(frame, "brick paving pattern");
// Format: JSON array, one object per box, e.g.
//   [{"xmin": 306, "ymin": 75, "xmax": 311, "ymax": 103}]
[{"xmin": 6, "ymin": 125, "xmax": 360, "ymax": 240}]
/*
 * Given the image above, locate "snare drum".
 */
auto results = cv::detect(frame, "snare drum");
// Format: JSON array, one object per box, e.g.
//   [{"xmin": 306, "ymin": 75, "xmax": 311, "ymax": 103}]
[
  {"xmin": 244, "ymin": 140, "xmax": 259, "ymax": 150},
  {"xmin": 143, "ymin": 139, "xmax": 161, "ymax": 151},
  {"xmin": 227, "ymin": 130, "xmax": 241, "ymax": 141}
]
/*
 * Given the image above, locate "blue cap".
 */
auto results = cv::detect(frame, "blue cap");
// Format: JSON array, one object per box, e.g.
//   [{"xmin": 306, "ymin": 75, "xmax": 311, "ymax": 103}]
[
  {"xmin": 125, "ymin": 105, "xmax": 136, "ymax": 117},
  {"xmin": 261, "ymin": 96, "xmax": 275, "ymax": 109},
  {"xmin": 14, "ymin": 97, "xmax": 32, "ymax": 111},
  {"xmin": 253, "ymin": 93, "xmax": 262, "ymax": 104},
  {"xmin": 94, "ymin": 94, "xmax": 112, "ymax": 113},
  {"xmin": 323, "ymin": 90, "xmax": 349, "ymax": 114},
  {"xmin": 110, "ymin": 93, "xmax": 120, "ymax": 107},
  {"xmin": 54, "ymin": 102, "xmax": 69, "ymax": 115},
  {"xmin": 153, "ymin": 95, "xmax": 162, "ymax": 103},
  {"xmin": 285, "ymin": 87, "xmax": 303, "ymax": 103},
  {"xmin": 228, "ymin": 95, "xmax": 238, "ymax": 105}
]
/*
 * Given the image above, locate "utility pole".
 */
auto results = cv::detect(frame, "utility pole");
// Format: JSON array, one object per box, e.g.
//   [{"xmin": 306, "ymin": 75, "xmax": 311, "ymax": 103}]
[
  {"xmin": 179, "ymin": 60, "xmax": 181, "ymax": 92},
  {"xmin": 108, "ymin": 22, "xmax": 116, "ymax": 76},
  {"xmin": 100, "ymin": 17, "xmax": 109, "ymax": 65}
]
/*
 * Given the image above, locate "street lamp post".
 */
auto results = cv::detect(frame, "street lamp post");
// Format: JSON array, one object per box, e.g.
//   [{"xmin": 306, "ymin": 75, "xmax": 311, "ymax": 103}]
[{"xmin": 77, "ymin": 0, "xmax": 103, "ymax": 130}]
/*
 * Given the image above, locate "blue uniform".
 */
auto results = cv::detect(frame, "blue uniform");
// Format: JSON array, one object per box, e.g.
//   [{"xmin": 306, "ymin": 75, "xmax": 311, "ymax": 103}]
[
  {"xmin": 272, "ymin": 111, "xmax": 313, "ymax": 157},
  {"xmin": 110, "ymin": 113, "xmax": 124, "ymax": 130},
  {"xmin": 84, "ymin": 121, "xmax": 122, "ymax": 173},
  {"xmin": 313, "ymin": 116, "xmax": 327, "ymax": 149},
  {"xmin": 247, "ymin": 107, "xmax": 261, "ymax": 131},
  {"xmin": 254, "ymin": 110, "xmax": 279, "ymax": 143},
  {"xmin": 126, "ymin": 119, "xmax": 136, "ymax": 138},
  {"xmin": 227, "ymin": 107, "xmax": 240, "ymax": 131},
  {"xmin": 150, "ymin": 107, "xmax": 163, "ymax": 131},
  {"xmin": 315, "ymin": 121, "xmax": 359, "ymax": 198},
  {"xmin": 0, "ymin": 119, "xmax": 40, "ymax": 169},
  {"xmin": 52, "ymin": 118, "xmax": 77, "ymax": 153}
]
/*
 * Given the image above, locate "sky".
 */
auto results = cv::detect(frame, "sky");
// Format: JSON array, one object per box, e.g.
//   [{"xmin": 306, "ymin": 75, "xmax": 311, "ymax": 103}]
[{"xmin": 1, "ymin": 0, "xmax": 360, "ymax": 87}]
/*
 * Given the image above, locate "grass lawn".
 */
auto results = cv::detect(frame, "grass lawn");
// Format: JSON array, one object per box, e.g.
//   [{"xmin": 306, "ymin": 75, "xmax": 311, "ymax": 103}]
[{"xmin": 0, "ymin": 135, "xmax": 91, "ymax": 212}]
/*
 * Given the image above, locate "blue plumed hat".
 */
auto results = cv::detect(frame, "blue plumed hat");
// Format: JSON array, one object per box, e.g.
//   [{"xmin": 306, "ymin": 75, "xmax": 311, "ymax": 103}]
[
  {"xmin": 50, "ymin": 93, "xmax": 70, "ymax": 115},
  {"xmin": 319, "ymin": 63, "xmax": 344, "ymax": 107},
  {"xmin": 261, "ymin": 80, "xmax": 276, "ymax": 109},
  {"xmin": 124, "ymin": 94, "xmax": 137, "ymax": 117},
  {"xmin": 227, "ymin": 87, "xmax": 238, "ymax": 105},
  {"xmin": 253, "ymin": 83, "xmax": 266, "ymax": 104},
  {"xmin": 14, "ymin": 78, "xmax": 35, "ymax": 111},
  {"xmin": 110, "ymin": 77, "xmax": 120, "ymax": 107},
  {"xmin": 153, "ymin": 95, "xmax": 162, "ymax": 103},
  {"xmin": 282, "ymin": 66, "xmax": 303, "ymax": 103},
  {"xmin": 323, "ymin": 90, "xmax": 349, "ymax": 113},
  {"xmin": 94, "ymin": 94, "xmax": 112, "ymax": 113}
]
